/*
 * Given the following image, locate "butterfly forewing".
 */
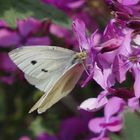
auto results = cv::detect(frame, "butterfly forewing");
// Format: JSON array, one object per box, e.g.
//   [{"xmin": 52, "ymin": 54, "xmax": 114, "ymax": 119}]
[
  {"xmin": 9, "ymin": 46, "xmax": 76, "ymax": 79},
  {"xmin": 9, "ymin": 46, "xmax": 77, "ymax": 92}
]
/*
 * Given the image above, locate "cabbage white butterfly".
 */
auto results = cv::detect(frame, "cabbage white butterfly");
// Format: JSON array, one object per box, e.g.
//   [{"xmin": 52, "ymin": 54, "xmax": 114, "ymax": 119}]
[{"xmin": 9, "ymin": 46, "xmax": 87, "ymax": 113}]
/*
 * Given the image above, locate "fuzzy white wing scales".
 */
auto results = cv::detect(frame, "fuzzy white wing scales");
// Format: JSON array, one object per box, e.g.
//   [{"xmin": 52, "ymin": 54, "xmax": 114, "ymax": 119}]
[{"xmin": 9, "ymin": 46, "xmax": 76, "ymax": 79}]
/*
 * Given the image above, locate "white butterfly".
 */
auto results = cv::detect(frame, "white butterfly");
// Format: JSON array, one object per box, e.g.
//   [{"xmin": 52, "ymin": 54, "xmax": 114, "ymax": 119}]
[{"xmin": 9, "ymin": 46, "xmax": 87, "ymax": 113}]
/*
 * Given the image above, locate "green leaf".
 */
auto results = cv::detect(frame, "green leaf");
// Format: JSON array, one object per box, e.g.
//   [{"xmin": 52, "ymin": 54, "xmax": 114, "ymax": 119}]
[
  {"xmin": 0, "ymin": 0, "xmax": 71, "ymax": 28},
  {"xmin": 30, "ymin": 117, "xmax": 46, "ymax": 135},
  {"xmin": 0, "ymin": 86, "xmax": 6, "ymax": 121},
  {"xmin": 122, "ymin": 111, "xmax": 140, "ymax": 140},
  {"xmin": 109, "ymin": 134, "xmax": 122, "ymax": 140}
]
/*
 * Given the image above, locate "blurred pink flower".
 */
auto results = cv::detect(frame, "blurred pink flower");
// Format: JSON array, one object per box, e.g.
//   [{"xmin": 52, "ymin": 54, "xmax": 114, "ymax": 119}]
[
  {"xmin": 42, "ymin": 0, "xmax": 86, "ymax": 12},
  {"xmin": 36, "ymin": 132, "xmax": 58, "ymax": 140},
  {"xmin": 0, "ymin": 18, "xmax": 51, "ymax": 48},
  {"xmin": 19, "ymin": 136, "xmax": 31, "ymax": 140},
  {"xmin": 117, "ymin": 0, "xmax": 139, "ymax": 5},
  {"xmin": 0, "ymin": 29, "xmax": 20, "ymax": 47}
]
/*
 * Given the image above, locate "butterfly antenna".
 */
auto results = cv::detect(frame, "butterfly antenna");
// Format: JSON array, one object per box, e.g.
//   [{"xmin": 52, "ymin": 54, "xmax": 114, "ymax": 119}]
[
  {"xmin": 81, "ymin": 68, "xmax": 94, "ymax": 87},
  {"xmin": 79, "ymin": 45, "xmax": 83, "ymax": 52},
  {"xmin": 82, "ymin": 62, "xmax": 90, "ymax": 76}
]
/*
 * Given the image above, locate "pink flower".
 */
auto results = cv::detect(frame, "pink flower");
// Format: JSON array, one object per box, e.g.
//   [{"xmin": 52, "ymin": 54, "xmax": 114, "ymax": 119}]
[
  {"xmin": 88, "ymin": 97, "xmax": 125, "ymax": 139},
  {"xmin": 113, "ymin": 30, "xmax": 140, "ymax": 97},
  {"xmin": 79, "ymin": 91, "xmax": 108, "ymax": 111},
  {"xmin": 72, "ymin": 19, "xmax": 99, "ymax": 86},
  {"xmin": 0, "ymin": 29, "xmax": 20, "ymax": 47}
]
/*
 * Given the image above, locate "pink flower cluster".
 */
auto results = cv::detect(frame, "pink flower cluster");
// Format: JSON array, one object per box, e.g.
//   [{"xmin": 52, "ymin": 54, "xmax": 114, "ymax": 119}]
[{"xmin": 72, "ymin": 0, "xmax": 140, "ymax": 139}]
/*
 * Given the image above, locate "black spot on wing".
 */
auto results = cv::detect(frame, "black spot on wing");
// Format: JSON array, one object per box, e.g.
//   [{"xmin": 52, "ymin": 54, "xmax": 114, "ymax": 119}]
[
  {"xmin": 31, "ymin": 60, "xmax": 37, "ymax": 65},
  {"xmin": 41, "ymin": 69, "xmax": 48, "ymax": 72}
]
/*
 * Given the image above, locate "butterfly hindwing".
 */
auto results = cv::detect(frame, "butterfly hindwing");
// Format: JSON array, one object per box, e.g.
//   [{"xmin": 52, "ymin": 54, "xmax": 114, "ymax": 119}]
[{"xmin": 29, "ymin": 63, "xmax": 84, "ymax": 113}]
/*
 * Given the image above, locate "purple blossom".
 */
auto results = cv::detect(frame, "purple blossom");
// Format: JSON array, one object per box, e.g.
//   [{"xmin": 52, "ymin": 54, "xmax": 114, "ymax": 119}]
[
  {"xmin": 88, "ymin": 97, "xmax": 125, "ymax": 139},
  {"xmin": 19, "ymin": 136, "xmax": 31, "ymax": 140},
  {"xmin": 36, "ymin": 133, "xmax": 58, "ymax": 140},
  {"xmin": 113, "ymin": 30, "xmax": 140, "ymax": 97},
  {"xmin": 25, "ymin": 36, "xmax": 51, "ymax": 46},
  {"xmin": 79, "ymin": 91, "xmax": 108, "ymax": 111},
  {"xmin": 0, "ymin": 29, "xmax": 21, "ymax": 47},
  {"xmin": 107, "ymin": 0, "xmax": 140, "ymax": 28},
  {"xmin": 72, "ymin": 19, "xmax": 120, "ymax": 90},
  {"xmin": 0, "ymin": 52, "xmax": 17, "ymax": 73},
  {"xmin": 0, "ymin": 20, "xmax": 8, "ymax": 27},
  {"xmin": 42, "ymin": 0, "xmax": 86, "ymax": 13},
  {"xmin": 17, "ymin": 17, "xmax": 42, "ymax": 37},
  {"xmin": 0, "ymin": 52, "xmax": 23, "ymax": 84},
  {"xmin": 117, "ymin": 0, "xmax": 139, "ymax": 6},
  {"xmin": 0, "ymin": 18, "xmax": 51, "ymax": 48},
  {"xmin": 17, "ymin": 18, "xmax": 51, "ymax": 46},
  {"xmin": 90, "ymin": 20, "xmax": 124, "ymax": 89},
  {"xmin": 128, "ymin": 97, "xmax": 140, "ymax": 110},
  {"xmin": 59, "ymin": 116, "xmax": 88, "ymax": 140}
]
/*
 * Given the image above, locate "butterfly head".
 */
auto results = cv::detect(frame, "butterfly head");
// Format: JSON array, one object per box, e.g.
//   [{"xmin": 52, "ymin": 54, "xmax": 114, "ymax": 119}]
[{"xmin": 76, "ymin": 51, "xmax": 87, "ymax": 60}]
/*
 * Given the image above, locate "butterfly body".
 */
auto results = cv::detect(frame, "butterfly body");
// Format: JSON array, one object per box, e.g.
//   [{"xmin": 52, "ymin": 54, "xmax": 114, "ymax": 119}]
[{"xmin": 9, "ymin": 46, "xmax": 86, "ymax": 113}]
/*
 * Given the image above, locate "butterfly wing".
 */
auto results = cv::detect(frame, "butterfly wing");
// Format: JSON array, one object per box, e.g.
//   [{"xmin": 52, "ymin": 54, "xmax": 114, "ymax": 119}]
[
  {"xmin": 9, "ymin": 46, "xmax": 76, "ymax": 92},
  {"xmin": 29, "ymin": 63, "xmax": 84, "ymax": 113}
]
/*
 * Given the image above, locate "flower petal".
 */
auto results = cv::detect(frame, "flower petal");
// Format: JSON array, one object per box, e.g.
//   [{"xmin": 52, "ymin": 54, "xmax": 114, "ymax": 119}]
[
  {"xmin": 0, "ymin": 52, "xmax": 17, "ymax": 72},
  {"xmin": 79, "ymin": 91, "xmax": 108, "ymax": 111},
  {"xmin": 107, "ymin": 116, "xmax": 123, "ymax": 132},
  {"xmin": 67, "ymin": 0, "xmax": 86, "ymax": 9},
  {"xmin": 72, "ymin": 19, "xmax": 88, "ymax": 50},
  {"xmin": 79, "ymin": 98, "xmax": 98, "ymax": 111},
  {"xmin": 0, "ymin": 29, "xmax": 20, "ymax": 47},
  {"xmin": 59, "ymin": 117, "xmax": 87, "ymax": 140},
  {"xmin": 119, "ymin": 30, "xmax": 132, "ymax": 56},
  {"xmin": 93, "ymin": 62, "xmax": 115, "ymax": 89},
  {"xmin": 132, "ymin": 68, "xmax": 140, "ymax": 97},
  {"xmin": 128, "ymin": 97, "xmax": 140, "ymax": 110},
  {"xmin": 104, "ymin": 97, "xmax": 125, "ymax": 120},
  {"xmin": 50, "ymin": 24, "xmax": 70, "ymax": 38},
  {"xmin": 36, "ymin": 132, "xmax": 58, "ymax": 140},
  {"xmin": 113, "ymin": 55, "xmax": 132, "ymax": 83},
  {"xmin": 117, "ymin": 0, "xmax": 139, "ymax": 5},
  {"xmin": 17, "ymin": 17, "xmax": 42, "ymax": 37},
  {"xmin": 88, "ymin": 117, "xmax": 105, "ymax": 133},
  {"xmin": 25, "ymin": 36, "xmax": 51, "ymax": 45}
]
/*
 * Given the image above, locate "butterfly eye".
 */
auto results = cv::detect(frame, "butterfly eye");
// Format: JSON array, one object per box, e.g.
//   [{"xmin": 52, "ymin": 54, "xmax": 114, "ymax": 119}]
[
  {"xmin": 31, "ymin": 60, "xmax": 37, "ymax": 65},
  {"xmin": 41, "ymin": 69, "xmax": 48, "ymax": 73}
]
